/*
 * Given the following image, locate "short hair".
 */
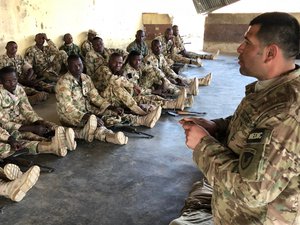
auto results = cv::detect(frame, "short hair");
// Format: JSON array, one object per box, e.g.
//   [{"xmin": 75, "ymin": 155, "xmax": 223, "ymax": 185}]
[
  {"xmin": 67, "ymin": 54, "xmax": 81, "ymax": 64},
  {"xmin": 250, "ymin": 12, "xmax": 300, "ymax": 59},
  {"xmin": 151, "ymin": 39, "xmax": 160, "ymax": 47},
  {"xmin": 125, "ymin": 50, "xmax": 141, "ymax": 65},
  {"xmin": 0, "ymin": 66, "xmax": 16, "ymax": 80},
  {"xmin": 6, "ymin": 41, "xmax": 17, "ymax": 47},
  {"xmin": 92, "ymin": 36, "xmax": 102, "ymax": 42},
  {"xmin": 109, "ymin": 52, "xmax": 123, "ymax": 61}
]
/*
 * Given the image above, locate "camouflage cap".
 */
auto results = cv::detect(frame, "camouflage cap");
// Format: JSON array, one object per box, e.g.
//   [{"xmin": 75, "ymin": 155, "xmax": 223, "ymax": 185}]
[{"xmin": 88, "ymin": 29, "xmax": 97, "ymax": 35}]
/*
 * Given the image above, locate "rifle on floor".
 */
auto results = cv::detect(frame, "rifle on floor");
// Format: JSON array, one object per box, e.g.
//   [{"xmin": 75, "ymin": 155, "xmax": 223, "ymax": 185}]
[
  {"xmin": 165, "ymin": 110, "xmax": 207, "ymax": 117},
  {"xmin": 0, "ymin": 148, "xmax": 55, "ymax": 173},
  {"xmin": 109, "ymin": 124, "xmax": 154, "ymax": 139}
]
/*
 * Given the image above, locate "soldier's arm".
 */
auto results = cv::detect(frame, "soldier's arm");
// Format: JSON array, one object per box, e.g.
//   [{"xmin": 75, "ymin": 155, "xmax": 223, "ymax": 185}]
[
  {"xmin": 85, "ymin": 53, "xmax": 94, "ymax": 76},
  {"xmin": 192, "ymin": 115, "xmax": 300, "ymax": 208}
]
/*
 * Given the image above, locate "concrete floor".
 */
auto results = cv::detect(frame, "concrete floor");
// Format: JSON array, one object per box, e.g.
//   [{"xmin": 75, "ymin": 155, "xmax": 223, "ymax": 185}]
[{"xmin": 0, "ymin": 54, "xmax": 257, "ymax": 225}]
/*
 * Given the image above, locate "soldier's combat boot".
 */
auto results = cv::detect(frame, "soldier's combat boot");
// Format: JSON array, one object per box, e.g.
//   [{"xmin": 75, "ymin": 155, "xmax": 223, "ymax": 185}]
[
  {"xmin": 0, "ymin": 165, "xmax": 40, "ymax": 202},
  {"xmin": 162, "ymin": 88, "xmax": 186, "ymax": 110},
  {"xmin": 191, "ymin": 58, "xmax": 203, "ymax": 67},
  {"xmin": 0, "ymin": 164, "xmax": 23, "ymax": 181},
  {"xmin": 37, "ymin": 126, "xmax": 68, "ymax": 157},
  {"xmin": 133, "ymin": 106, "xmax": 162, "ymax": 128},
  {"xmin": 94, "ymin": 127, "xmax": 128, "ymax": 145},
  {"xmin": 211, "ymin": 50, "xmax": 220, "ymax": 60},
  {"xmin": 130, "ymin": 104, "xmax": 148, "ymax": 115},
  {"xmin": 188, "ymin": 77, "xmax": 199, "ymax": 96},
  {"xmin": 64, "ymin": 128, "xmax": 77, "ymax": 150},
  {"xmin": 198, "ymin": 73, "xmax": 212, "ymax": 86},
  {"xmin": 75, "ymin": 115, "xmax": 97, "ymax": 142},
  {"xmin": 184, "ymin": 95, "xmax": 194, "ymax": 108}
]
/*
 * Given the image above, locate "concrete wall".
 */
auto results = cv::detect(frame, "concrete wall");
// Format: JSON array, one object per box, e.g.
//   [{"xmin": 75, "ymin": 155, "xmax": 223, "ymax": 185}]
[{"xmin": 0, "ymin": 0, "xmax": 206, "ymax": 55}]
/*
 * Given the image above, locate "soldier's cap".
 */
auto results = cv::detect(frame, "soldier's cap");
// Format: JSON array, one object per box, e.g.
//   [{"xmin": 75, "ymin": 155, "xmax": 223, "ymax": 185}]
[{"xmin": 88, "ymin": 29, "xmax": 97, "ymax": 35}]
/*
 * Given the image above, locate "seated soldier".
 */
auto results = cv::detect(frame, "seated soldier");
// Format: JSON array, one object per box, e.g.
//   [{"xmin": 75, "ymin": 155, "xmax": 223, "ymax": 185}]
[
  {"xmin": 59, "ymin": 33, "xmax": 82, "ymax": 58},
  {"xmin": 123, "ymin": 50, "xmax": 193, "ymax": 109},
  {"xmin": 144, "ymin": 39, "xmax": 213, "ymax": 96},
  {"xmin": 0, "ymin": 162, "xmax": 40, "ymax": 202},
  {"xmin": 0, "ymin": 66, "xmax": 76, "ymax": 156},
  {"xmin": 85, "ymin": 37, "xmax": 128, "ymax": 80},
  {"xmin": 155, "ymin": 28, "xmax": 202, "ymax": 67},
  {"xmin": 172, "ymin": 25, "xmax": 219, "ymax": 60},
  {"xmin": 126, "ymin": 30, "xmax": 149, "ymax": 58},
  {"xmin": 0, "ymin": 41, "xmax": 51, "ymax": 105},
  {"xmin": 81, "ymin": 29, "xmax": 97, "ymax": 58},
  {"xmin": 94, "ymin": 52, "xmax": 187, "ymax": 114},
  {"xmin": 24, "ymin": 33, "xmax": 68, "ymax": 83},
  {"xmin": 55, "ymin": 55, "xmax": 162, "ymax": 145}
]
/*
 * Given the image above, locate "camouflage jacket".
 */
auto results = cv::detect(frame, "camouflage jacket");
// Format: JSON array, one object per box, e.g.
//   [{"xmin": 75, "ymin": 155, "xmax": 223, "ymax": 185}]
[
  {"xmin": 155, "ymin": 35, "xmax": 173, "ymax": 56},
  {"xmin": 0, "ymin": 85, "xmax": 42, "ymax": 132},
  {"xmin": 55, "ymin": 72, "xmax": 110, "ymax": 126},
  {"xmin": 0, "ymin": 127, "xmax": 10, "ymax": 142},
  {"xmin": 24, "ymin": 40, "xmax": 60, "ymax": 75},
  {"xmin": 94, "ymin": 65, "xmax": 134, "ymax": 94},
  {"xmin": 144, "ymin": 51, "xmax": 177, "ymax": 80},
  {"xmin": 59, "ymin": 43, "xmax": 81, "ymax": 57},
  {"xmin": 81, "ymin": 40, "xmax": 93, "ymax": 57},
  {"xmin": 0, "ymin": 54, "xmax": 32, "ymax": 80},
  {"xmin": 193, "ymin": 67, "xmax": 300, "ymax": 224},
  {"xmin": 126, "ymin": 40, "xmax": 149, "ymax": 57},
  {"xmin": 85, "ymin": 49, "xmax": 108, "ymax": 78},
  {"xmin": 173, "ymin": 35, "xmax": 185, "ymax": 53}
]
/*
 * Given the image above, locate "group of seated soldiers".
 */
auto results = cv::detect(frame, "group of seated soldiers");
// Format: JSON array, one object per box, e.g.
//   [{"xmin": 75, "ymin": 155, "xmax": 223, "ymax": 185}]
[{"xmin": 0, "ymin": 25, "xmax": 218, "ymax": 202}]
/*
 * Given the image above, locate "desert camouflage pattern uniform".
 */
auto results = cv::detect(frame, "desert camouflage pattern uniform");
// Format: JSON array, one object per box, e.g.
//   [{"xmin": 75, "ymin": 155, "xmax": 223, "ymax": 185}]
[
  {"xmin": 0, "ymin": 85, "xmax": 55, "ymax": 141},
  {"xmin": 59, "ymin": 43, "xmax": 81, "ymax": 57},
  {"xmin": 0, "ymin": 54, "xmax": 55, "ymax": 93},
  {"xmin": 155, "ymin": 35, "xmax": 193, "ymax": 65},
  {"xmin": 144, "ymin": 51, "xmax": 191, "ymax": 86},
  {"xmin": 173, "ymin": 35, "xmax": 213, "ymax": 60},
  {"xmin": 192, "ymin": 67, "xmax": 300, "ymax": 225},
  {"xmin": 94, "ymin": 65, "xmax": 168, "ymax": 111},
  {"xmin": 0, "ymin": 127, "xmax": 39, "ymax": 158},
  {"xmin": 55, "ymin": 72, "xmax": 142, "ymax": 127},
  {"xmin": 81, "ymin": 40, "xmax": 93, "ymax": 58},
  {"xmin": 126, "ymin": 40, "xmax": 149, "ymax": 58},
  {"xmin": 24, "ymin": 40, "xmax": 68, "ymax": 82}
]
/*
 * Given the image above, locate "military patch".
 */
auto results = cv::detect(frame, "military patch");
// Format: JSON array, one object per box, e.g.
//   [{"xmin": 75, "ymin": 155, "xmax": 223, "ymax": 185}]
[
  {"xmin": 240, "ymin": 149, "xmax": 256, "ymax": 170},
  {"xmin": 246, "ymin": 128, "xmax": 273, "ymax": 144}
]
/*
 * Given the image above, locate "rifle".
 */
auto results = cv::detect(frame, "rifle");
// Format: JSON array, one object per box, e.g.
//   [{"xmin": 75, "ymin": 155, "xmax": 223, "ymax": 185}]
[
  {"xmin": 165, "ymin": 110, "xmax": 207, "ymax": 117},
  {"xmin": 109, "ymin": 124, "xmax": 154, "ymax": 139},
  {"xmin": 0, "ymin": 148, "xmax": 55, "ymax": 173}
]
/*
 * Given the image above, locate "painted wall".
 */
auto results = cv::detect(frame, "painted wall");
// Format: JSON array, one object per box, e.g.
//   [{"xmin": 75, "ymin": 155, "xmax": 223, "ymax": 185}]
[{"xmin": 0, "ymin": 0, "xmax": 206, "ymax": 55}]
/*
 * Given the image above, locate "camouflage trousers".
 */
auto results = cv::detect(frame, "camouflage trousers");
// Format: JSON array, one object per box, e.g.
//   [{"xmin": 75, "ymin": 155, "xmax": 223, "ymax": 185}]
[
  {"xmin": 101, "ymin": 83, "xmax": 171, "ymax": 111},
  {"xmin": 185, "ymin": 51, "xmax": 213, "ymax": 60},
  {"xmin": 140, "ymin": 67, "xmax": 181, "ymax": 95},
  {"xmin": 169, "ymin": 179, "xmax": 214, "ymax": 225},
  {"xmin": 0, "ymin": 140, "xmax": 39, "ymax": 159},
  {"xmin": 37, "ymin": 50, "xmax": 68, "ymax": 82}
]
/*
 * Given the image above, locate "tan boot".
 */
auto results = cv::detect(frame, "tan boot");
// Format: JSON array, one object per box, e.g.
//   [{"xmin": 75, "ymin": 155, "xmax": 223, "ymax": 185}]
[
  {"xmin": 75, "ymin": 115, "xmax": 97, "ymax": 142},
  {"xmin": 37, "ymin": 126, "xmax": 68, "ymax": 157},
  {"xmin": 94, "ymin": 127, "xmax": 128, "ymax": 145},
  {"xmin": 134, "ymin": 106, "xmax": 162, "ymax": 128},
  {"xmin": 188, "ymin": 77, "xmax": 199, "ymax": 96},
  {"xmin": 130, "ymin": 104, "xmax": 147, "ymax": 115},
  {"xmin": 198, "ymin": 73, "xmax": 212, "ymax": 86},
  {"xmin": 28, "ymin": 92, "xmax": 49, "ymax": 106},
  {"xmin": 64, "ymin": 127, "xmax": 77, "ymax": 150},
  {"xmin": 0, "ymin": 165, "xmax": 40, "ymax": 202},
  {"xmin": 185, "ymin": 95, "xmax": 194, "ymax": 108},
  {"xmin": 2, "ymin": 164, "xmax": 23, "ymax": 181},
  {"xmin": 191, "ymin": 58, "xmax": 203, "ymax": 67},
  {"xmin": 163, "ymin": 88, "xmax": 187, "ymax": 110},
  {"xmin": 211, "ymin": 50, "xmax": 220, "ymax": 60}
]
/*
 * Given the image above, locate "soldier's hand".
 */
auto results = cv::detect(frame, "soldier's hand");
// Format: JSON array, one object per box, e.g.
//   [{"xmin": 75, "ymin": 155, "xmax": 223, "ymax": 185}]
[
  {"xmin": 180, "ymin": 117, "xmax": 217, "ymax": 136},
  {"xmin": 7, "ymin": 136, "xmax": 23, "ymax": 151},
  {"xmin": 133, "ymin": 85, "xmax": 141, "ymax": 95},
  {"xmin": 96, "ymin": 117, "xmax": 104, "ymax": 127},
  {"xmin": 26, "ymin": 68, "xmax": 36, "ymax": 80},
  {"xmin": 179, "ymin": 119, "xmax": 209, "ymax": 150}
]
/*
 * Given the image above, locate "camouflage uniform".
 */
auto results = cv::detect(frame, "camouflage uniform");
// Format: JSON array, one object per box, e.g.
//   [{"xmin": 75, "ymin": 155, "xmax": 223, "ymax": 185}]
[
  {"xmin": 0, "ymin": 127, "xmax": 39, "ymax": 158},
  {"xmin": 85, "ymin": 48, "xmax": 127, "ymax": 79},
  {"xmin": 0, "ymin": 53, "xmax": 53, "ymax": 97},
  {"xmin": 24, "ymin": 40, "xmax": 68, "ymax": 82},
  {"xmin": 55, "ymin": 72, "xmax": 144, "ymax": 127},
  {"xmin": 155, "ymin": 35, "xmax": 199, "ymax": 66},
  {"xmin": 173, "ymin": 35, "xmax": 214, "ymax": 60},
  {"xmin": 59, "ymin": 43, "xmax": 81, "ymax": 57},
  {"xmin": 95, "ymin": 65, "xmax": 170, "ymax": 111},
  {"xmin": 81, "ymin": 40, "xmax": 93, "ymax": 58},
  {"xmin": 126, "ymin": 40, "xmax": 149, "ymax": 57},
  {"xmin": 0, "ymin": 85, "xmax": 55, "ymax": 141},
  {"xmin": 192, "ymin": 67, "xmax": 300, "ymax": 224}
]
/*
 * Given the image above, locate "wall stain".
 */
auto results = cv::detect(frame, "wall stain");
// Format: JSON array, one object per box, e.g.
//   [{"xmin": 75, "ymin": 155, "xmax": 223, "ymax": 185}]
[
  {"xmin": 41, "ymin": 22, "xmax": 44, "ymax": 29},
  {"xmin": 16, "ymin": 5, "xmax": 20, "ymax": 12}
]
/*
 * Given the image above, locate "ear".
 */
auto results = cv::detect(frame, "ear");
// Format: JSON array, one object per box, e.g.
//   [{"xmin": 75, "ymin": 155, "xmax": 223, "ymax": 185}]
[{"xmin": 264, "ymin": 44, "xmax": 278, "ymax": 63}]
